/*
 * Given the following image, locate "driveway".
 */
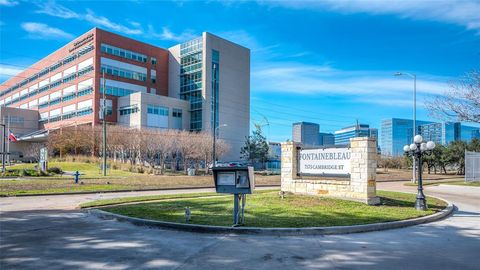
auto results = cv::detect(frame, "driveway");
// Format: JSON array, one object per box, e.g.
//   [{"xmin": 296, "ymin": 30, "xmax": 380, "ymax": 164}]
[{"xmin": 1, "ymin": 183, "xmax": 479, "ymax": 269}]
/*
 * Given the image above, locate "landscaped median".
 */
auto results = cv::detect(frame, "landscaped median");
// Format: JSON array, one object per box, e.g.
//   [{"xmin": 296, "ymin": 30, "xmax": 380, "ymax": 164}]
[{"xmin": 82, "ymin": 190, "xmax": 453, "ymax": 235}]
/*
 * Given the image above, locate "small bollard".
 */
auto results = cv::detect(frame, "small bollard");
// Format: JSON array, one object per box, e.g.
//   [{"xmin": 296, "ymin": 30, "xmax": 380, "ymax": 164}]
[{"xmin": 74, "ymin": 171, "xmax": 80, "ymax": 184}]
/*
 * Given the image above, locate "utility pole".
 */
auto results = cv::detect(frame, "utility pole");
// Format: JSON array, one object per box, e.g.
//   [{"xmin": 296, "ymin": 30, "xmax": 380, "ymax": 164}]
[
  {"xmin": 212, "ymin": 64, "xmax": 217, "ymax": 167},
  {"xmin": 102, "ymin": 71, "xmax": 107, "ymax": 176},
  {"xmin": 1, "ymin": 122, "xmax": 6, "ymax": 174}
]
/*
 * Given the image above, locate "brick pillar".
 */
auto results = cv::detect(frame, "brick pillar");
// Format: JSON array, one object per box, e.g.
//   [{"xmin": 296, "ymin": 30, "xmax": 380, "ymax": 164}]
[
  {"xmin": 350, "ymin": 137, "xmax": 380, "ymax": 205},
  {"xmin": 281, "ymin": 141, "xmax": 298, "ymax": 193}
]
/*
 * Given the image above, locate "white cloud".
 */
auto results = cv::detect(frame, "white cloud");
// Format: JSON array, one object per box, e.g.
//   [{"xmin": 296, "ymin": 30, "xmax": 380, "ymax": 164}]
[
  {"xmin": 0, "ymin": 0, "xmax": 18, "ymax": 7},
  {"xmin": 33, "ymin": 2, "xmax": 200, "ymax": 40},
  {"xmin": 34, "ymin": 2, "xmax": 143, "ymax": 36},
  {"xmin": 261, "ymin": 0, "xmax": 480, "ymax": 34},
  {"xmin": 35, "ymin": 1, "xmax": 79, "ymax": 19},
  {"xmin": 21, "ymin": 22, "xmax": 74, "ymax": 40},
  {"xmin": 252, "ymin": 61, "xmax": 450, "ymax": 107},
  {"xmin": 0, "ymin": 64, "xmax": 23, "ymax": 83},
  {"xmin": 0, "ymin": 64, "xmax": 23, "ymax": 77},
  {"xmin": 85, "ymin": 9, "xmax": 143, "ymax": 35},
  {"xmin": 147, "ymin": 25, "xmax": 196, "ymax": 42}
]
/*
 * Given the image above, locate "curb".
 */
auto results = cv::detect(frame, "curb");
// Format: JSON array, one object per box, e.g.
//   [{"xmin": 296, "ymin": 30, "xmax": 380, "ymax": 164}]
[
  {"xmin": 88, "ymin": 200, "xmax": 454, "ymax": 236},
  {"xmin": 0, "ymin": 185, "xmax": 281, "ymax": 197},
  {"xmin": 438, "ymin": 184, "xmax": 480, "ymax": 188}
]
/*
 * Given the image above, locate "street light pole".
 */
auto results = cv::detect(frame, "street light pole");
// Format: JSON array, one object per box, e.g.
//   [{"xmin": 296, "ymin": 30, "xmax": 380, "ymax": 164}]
[
  {"xmin": 395, "ymin": 72, "xmax": 417, "ymax": 183},
  {"xmin": 403, "ymin": 135, "xmax": 436, "ymax": 211},
  {"xmin": 212, "ymin": 64, "xmax": 218, "ymax": 166},
  {"xmin": 102, "ymin": 71, "xmax": 107, "ymax": 176}
]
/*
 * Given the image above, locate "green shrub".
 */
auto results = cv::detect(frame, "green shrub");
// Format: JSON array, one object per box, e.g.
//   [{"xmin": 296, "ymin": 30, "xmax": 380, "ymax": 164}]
[{"xmin": 47, "ymin": 167, "xmax": 63, "ymax": 174}]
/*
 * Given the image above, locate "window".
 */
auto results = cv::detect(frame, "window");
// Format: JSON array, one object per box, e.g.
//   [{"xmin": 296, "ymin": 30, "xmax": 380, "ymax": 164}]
[
  {"xmin": 101, "ymin": 64, "xmax": 146, "ymax": 82},
  {"xmin": 78, "ymin": 87, "xmax": 93, "ymax": 97},
  {"xmin": 147, "ymin": 105, "xmax": 168, "ymax": 116},
  {"xmin": 101, "ymin": 43, "xmax": 148, "ymax": 64},
  {"xmin": 63, "ymin": 73, "xmax": 77, "ymax": 83},
  {"xmin": 173, "ymin": 108, "xmax": 182, "ymax": 118},
  {"xmin": 77, "ymin": 108, "xmax": 93, "ymax": 117},
  {"xmin": 62, "ymin": 93, "xmax": 76, "ymax": 102},
  {"xmin": 151, "ymin": 74, "xmax": 156, "ymax": 84},
  {"xmin": 119, "ymin": 105, "xmax": 139, "ymax": 115},
  {"xmin": 78, "ymin": 66, "xmax": 94, "ymax": 77},
  {"xmin": 151, "ymin": 57, "xmax": 157, "ymax": 65}
]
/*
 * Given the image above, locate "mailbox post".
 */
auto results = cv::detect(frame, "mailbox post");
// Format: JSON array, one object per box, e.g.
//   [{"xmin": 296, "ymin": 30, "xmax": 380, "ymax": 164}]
[{"xmin": 213, "ymin": 166, "xmax": 255, "ymax": 225}]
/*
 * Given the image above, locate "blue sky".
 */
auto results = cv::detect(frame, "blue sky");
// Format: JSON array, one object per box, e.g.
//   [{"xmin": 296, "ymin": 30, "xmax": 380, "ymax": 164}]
[{"xmin": 0, "ymin": 0, "xmax": 479, "ymax": 142}]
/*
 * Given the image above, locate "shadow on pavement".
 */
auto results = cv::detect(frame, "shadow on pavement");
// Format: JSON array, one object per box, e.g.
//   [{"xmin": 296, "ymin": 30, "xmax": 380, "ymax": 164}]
[{"xmin": 1, "ymin": 207, "xmax": 479, "ymax": 270}]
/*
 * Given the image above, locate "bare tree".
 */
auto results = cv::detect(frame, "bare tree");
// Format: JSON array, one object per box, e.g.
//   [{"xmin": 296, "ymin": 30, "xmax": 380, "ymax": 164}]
[
  {"xmin": 23, "ymin": 142, "xmax": 46, "ymax": 162},
  {"xmin": 176, "ymin": 131, "xmax": 198, "ymax": 174},
  {"xmin": 426, "ymin": 70, "xmax": 480, "ymax": 123}
]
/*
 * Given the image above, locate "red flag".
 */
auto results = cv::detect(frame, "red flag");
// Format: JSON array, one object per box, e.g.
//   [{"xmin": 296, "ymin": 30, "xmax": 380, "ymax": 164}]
[{"xmin": 8, "ymin": 130, "xmax": 17, "ymax": 142}]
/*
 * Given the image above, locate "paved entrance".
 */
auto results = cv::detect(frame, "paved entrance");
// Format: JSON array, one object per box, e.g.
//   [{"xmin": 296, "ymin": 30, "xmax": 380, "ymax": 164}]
[{"xmin": 1, "ymin": 184, "xmax": 479, "ymax": 269}]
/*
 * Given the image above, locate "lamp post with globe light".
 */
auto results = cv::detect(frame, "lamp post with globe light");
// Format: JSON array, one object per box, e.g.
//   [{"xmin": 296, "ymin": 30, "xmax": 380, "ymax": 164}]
[{"xmin": 403, "ymin": 135, "xmax": 436, "ymax": 211}]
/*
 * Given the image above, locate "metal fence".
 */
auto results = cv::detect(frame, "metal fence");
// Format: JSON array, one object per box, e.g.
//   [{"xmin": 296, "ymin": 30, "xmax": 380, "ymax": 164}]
[{"xmin": 465, "ymin": 151, "xmax": 480, "ymax": 182}]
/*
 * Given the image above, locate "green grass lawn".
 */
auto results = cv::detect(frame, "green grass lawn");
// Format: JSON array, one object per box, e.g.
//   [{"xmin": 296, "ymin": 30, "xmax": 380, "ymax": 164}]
[
  {"xmin": 7, "ymin": 162, "xmax": 135, "ymax": 178},
  {"xmin": 100, "ymin": 190, "xmax": 447, "ymax": 228},
  {"xmin": 0, "ymin": 173, "xmax": 280, "ymax": 196}
]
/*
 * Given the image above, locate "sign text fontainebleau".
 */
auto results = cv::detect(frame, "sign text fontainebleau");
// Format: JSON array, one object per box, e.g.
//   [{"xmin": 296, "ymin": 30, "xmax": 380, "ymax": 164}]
[{"xmin": 299, "ymin": 147, "xmax": 351, "ymax": 175}]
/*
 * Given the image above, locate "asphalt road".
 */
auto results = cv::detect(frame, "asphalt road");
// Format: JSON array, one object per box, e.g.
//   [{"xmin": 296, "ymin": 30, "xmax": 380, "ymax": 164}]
[{"xmin": 1, "ymin": 183, "xmax": 479, "ymax": 269}]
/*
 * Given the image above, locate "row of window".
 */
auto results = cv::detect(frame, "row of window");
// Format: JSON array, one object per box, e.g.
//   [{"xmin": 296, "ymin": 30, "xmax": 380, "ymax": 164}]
[
  {"xmin": 2, "ymin": 65, "xmax": 93, "ymax": 107},
  {"xmin": 181, "ymin": 63, "xmax": 202, "ymax": 74},
  {"xmin": 101, "ymin": 64, "xmax": 147, "ymax": 82},
  {"xmin": 100, "ymin": 85, "xmax": 139, "ymax": 97},
  {"xmin": 1, "ymin": 45, "xmax": 94, "ymax": 98},
  {"xmin": 180, "ymin": 82, "xmax": 202, "ymax": 94},
  {"xmin": 180, "ymin": 71, "xmax": 202, "ymax": 86},
  {"xmin": 101, "ymin": 43, "xmax": 148, "ymax": 64},
  {"xmin": 181, "ymin": 52, "xmax": 202, "ymax": 66},
  {"xmin": 147, "ymin": 104, "xmax": 169, "ymax": 116},
  {"xmin": 37, "ymin": 87, "xmax": 93, "ymax": 110},
  {"xmin": 180, "ymin": 37, "xmax": 202, "ymax": 56},
  {"xmin": 119, "ymin": 106, "xmax": 139, "ymax": 115},
  {"xmin": 40, "ymin": 107, "xmax": 93, "ymax": 124}
]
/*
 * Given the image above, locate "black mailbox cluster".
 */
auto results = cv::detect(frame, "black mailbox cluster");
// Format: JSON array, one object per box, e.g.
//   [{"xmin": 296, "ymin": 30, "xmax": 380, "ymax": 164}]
[{"xmin": 213, "ymin": 166, "xmax": 255, "ymax": 194}]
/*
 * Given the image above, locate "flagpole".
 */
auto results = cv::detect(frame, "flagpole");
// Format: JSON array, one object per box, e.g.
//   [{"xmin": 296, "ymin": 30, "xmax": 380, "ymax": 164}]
[
  {"xmin": 7, "ymin": 115, "xmax": 10, "ymax": 165},
  {"xmin": 1, "ymin": 118, "xmax": 5, "ymax": 174}
]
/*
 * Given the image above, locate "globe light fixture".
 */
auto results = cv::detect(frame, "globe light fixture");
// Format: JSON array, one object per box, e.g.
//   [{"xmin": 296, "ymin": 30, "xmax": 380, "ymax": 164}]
[
  {"xmin": 409, "ymin": 143, "xmax": 417, "ymax": 151},
  {"xmin": 414, "ymin": 134, "xmax": 423, "ymax": 144},
  {"xmin": 403, "ymin": 136, "xmax": 436, "ymax": 211},
  {"xmin": 427, "ymin": 141, "xmax": 436, "ymax": 150},
  {"xmin": 420, "ymin": 142, "xmax": 427, "ymax": 151}
]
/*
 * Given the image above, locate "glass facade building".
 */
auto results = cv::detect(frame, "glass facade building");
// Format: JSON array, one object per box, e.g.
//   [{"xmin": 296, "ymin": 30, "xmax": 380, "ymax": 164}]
[
  {"xmin": 292, "ymin": 122, "xmax": 320, "ymax": 146},
  {"xmin": 380, "ymin": 118, "xmax": 432, "ymax": 157},
  {"xmin": 419, "ymin": 122, "xmax": 461, "ymax": 145},
  {"xmin": 319, "ymin": 132, "xmax": 335, "ymax": 146},
  {"xmin": 334, "ymin": 124, "xmax": 378, "ymax": 147},
  {"xmin": 180, "ymin": 38, "xmax": 203, "ymax": 131},
  {"xmin": 381, "ymin": 118, "xmax": 480, "ymax": 156}
]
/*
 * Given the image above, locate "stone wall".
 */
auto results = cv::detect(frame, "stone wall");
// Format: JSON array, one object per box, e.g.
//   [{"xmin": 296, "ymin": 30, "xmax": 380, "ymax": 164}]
[{"xmin": 281, "ymin": 137, "xmax": 380, "ymax": 205}]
